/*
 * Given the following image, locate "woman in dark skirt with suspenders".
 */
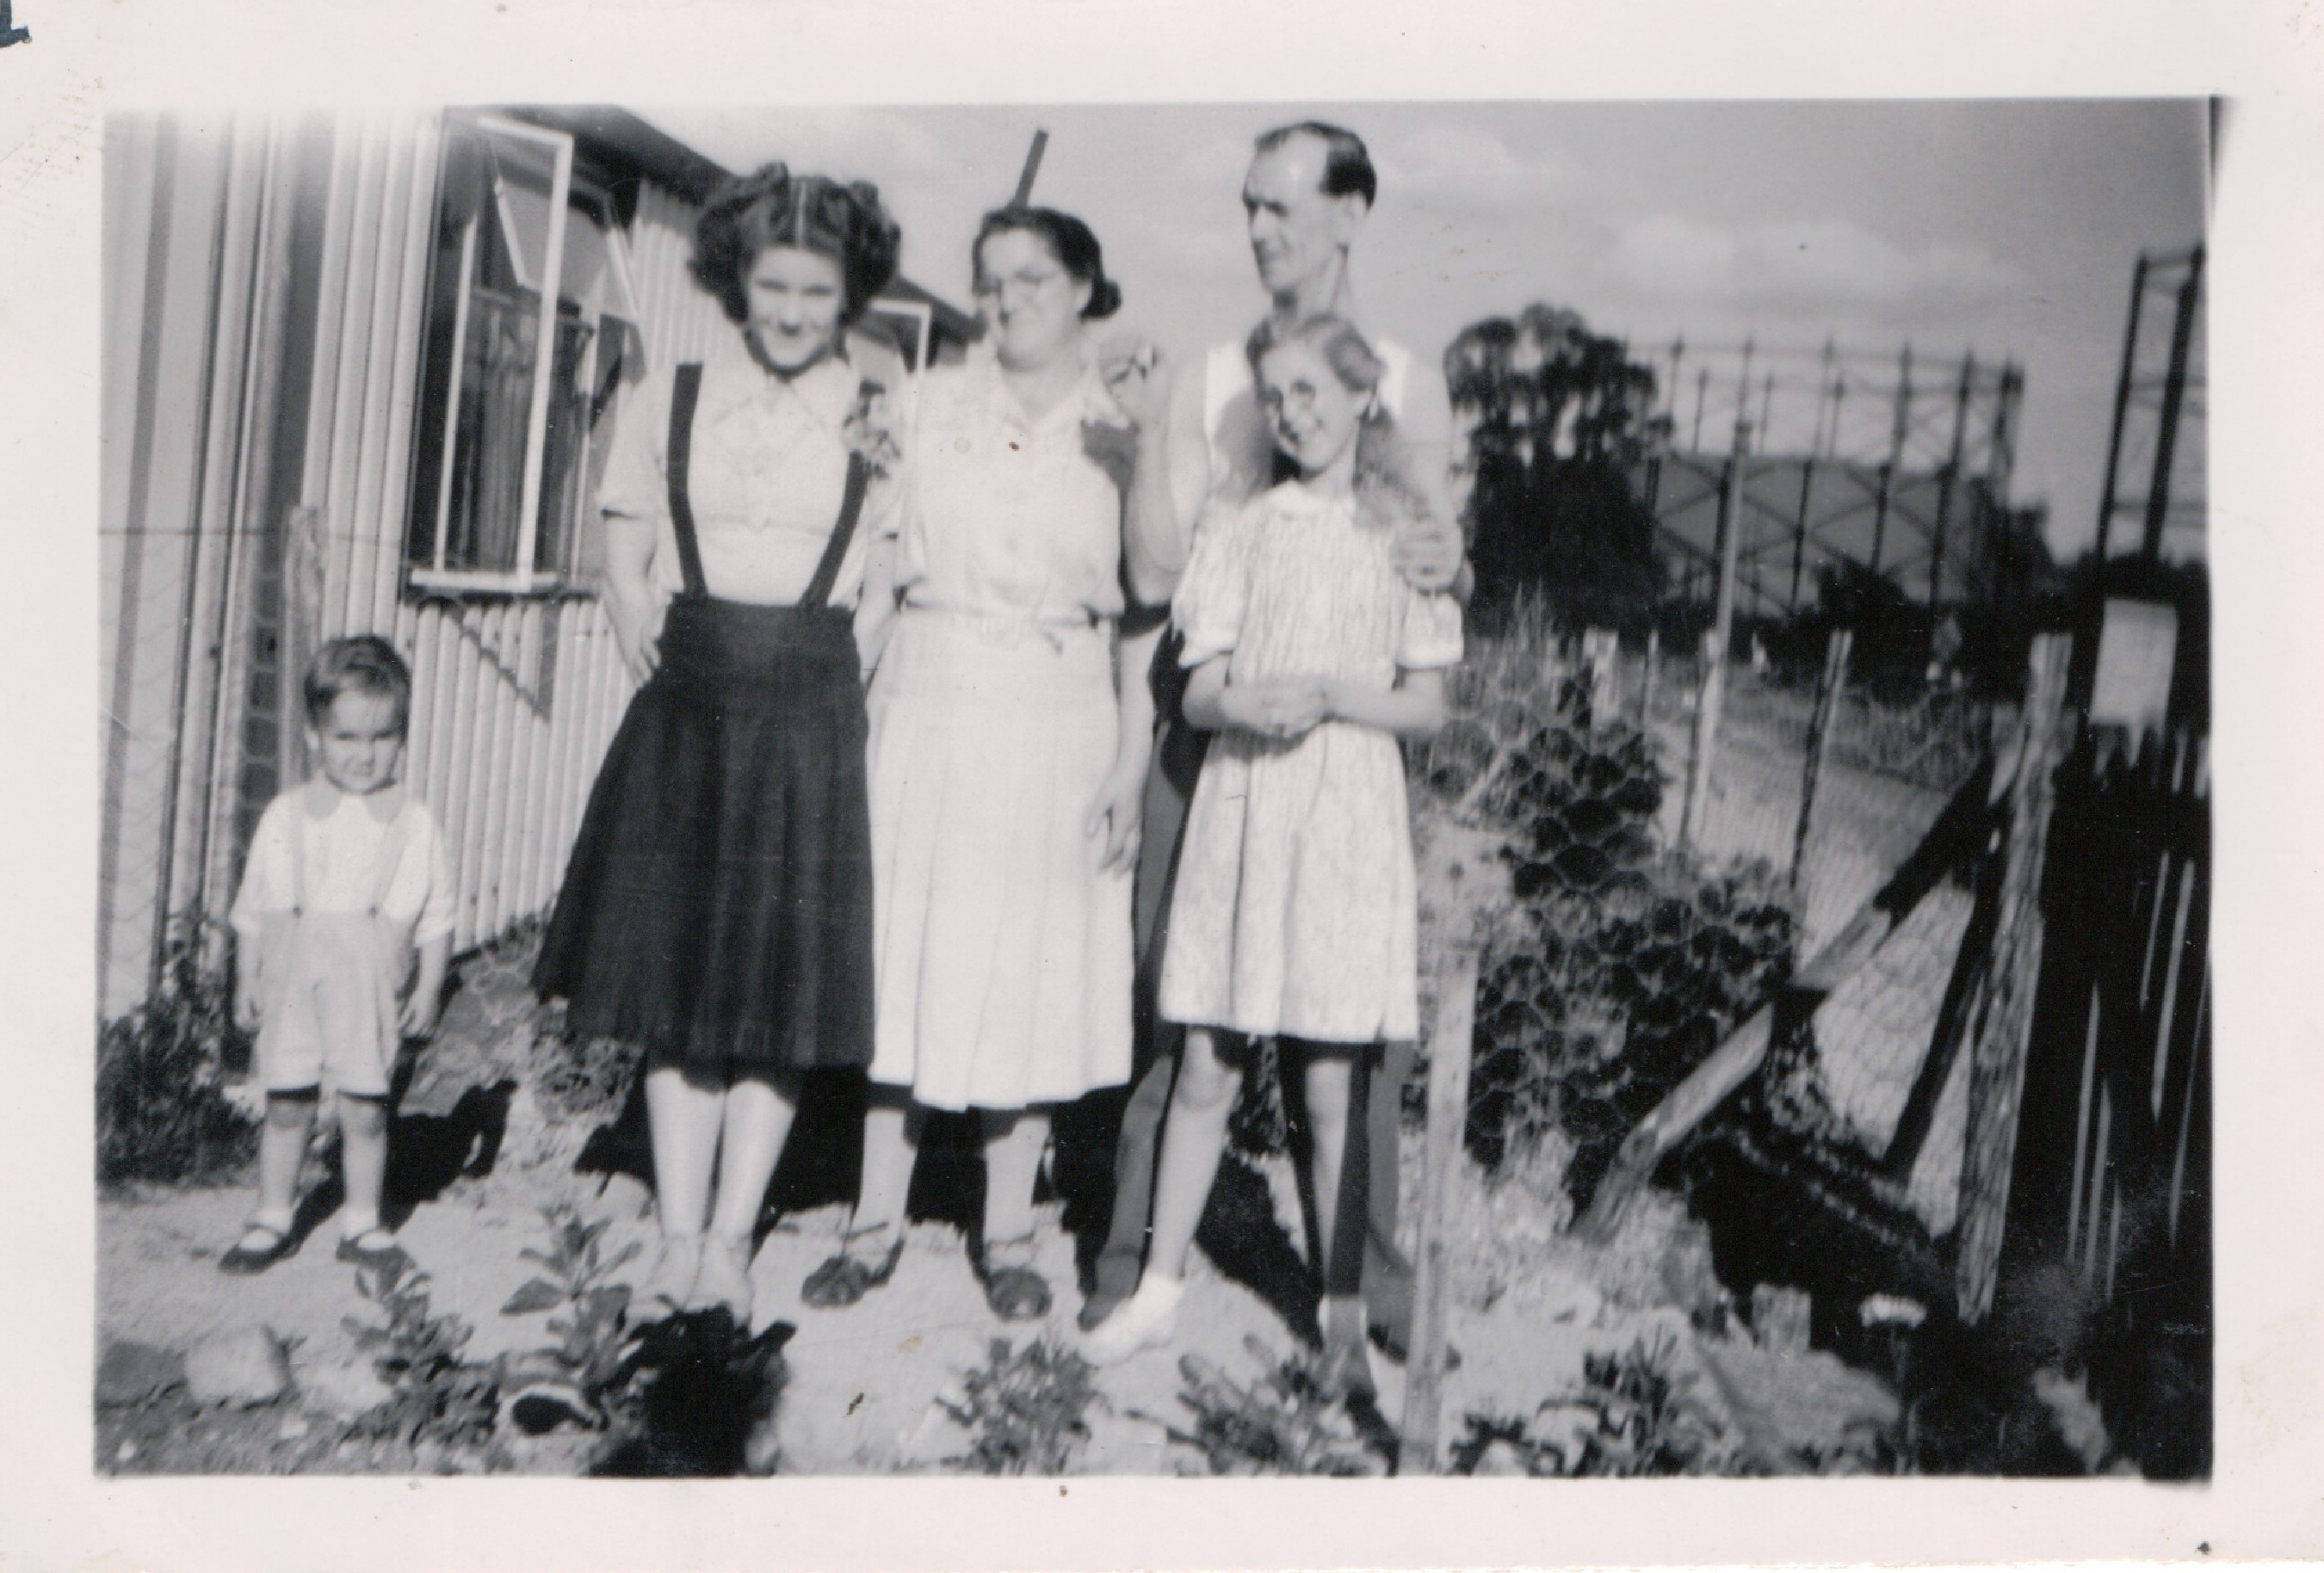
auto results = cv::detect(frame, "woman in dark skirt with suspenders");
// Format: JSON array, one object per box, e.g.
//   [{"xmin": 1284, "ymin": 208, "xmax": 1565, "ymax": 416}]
[{"xmin": 535, "ymin": 166, "xmax": 902, "ymax": 1329}]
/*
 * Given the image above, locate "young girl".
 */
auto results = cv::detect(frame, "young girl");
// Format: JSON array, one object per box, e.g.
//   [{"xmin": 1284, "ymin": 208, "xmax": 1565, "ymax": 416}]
[
  {"xmin": 1082, "ymin": 316, "xmax": 1460, "ymax": 1395},
  {"xmin": 220, "ymin": 636, "xmax": 454, "ymax": 1275}
]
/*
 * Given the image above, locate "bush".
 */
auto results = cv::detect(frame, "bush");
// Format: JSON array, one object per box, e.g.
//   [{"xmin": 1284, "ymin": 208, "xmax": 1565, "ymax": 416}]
[
  {"xmin": 96, "ymin": 928, "xmax": 258, "ymax": 1188},
  {"xmin": 942, "ymin": 1336, "xmax": 1105, "ymax": 1476},
  {"xmin": 1412, "ymin": 619, "xmax": 1796, "ymax": 1203},
  {"xmin": 1148, "ymin": 1336, "xmax": 1388, "ymax": 1476},
  {"xmin": 1451, "ymin": 1329, "xmax": 1740, "ymax": 1476}
]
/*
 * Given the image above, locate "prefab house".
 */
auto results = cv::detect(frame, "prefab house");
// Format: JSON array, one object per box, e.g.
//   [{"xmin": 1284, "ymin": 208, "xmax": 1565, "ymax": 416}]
[{"xmin": 99, "ymin": 106, "xmax": 977, "ymax": 1023}]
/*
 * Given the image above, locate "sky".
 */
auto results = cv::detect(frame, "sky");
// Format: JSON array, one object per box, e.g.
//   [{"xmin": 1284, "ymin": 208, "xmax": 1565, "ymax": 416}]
[{"xmin": 643, "ymin": 102, "xmax": 2209, "ymax": 559}]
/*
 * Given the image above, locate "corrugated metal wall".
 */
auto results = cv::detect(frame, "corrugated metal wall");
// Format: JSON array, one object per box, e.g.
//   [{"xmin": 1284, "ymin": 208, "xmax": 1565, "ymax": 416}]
[{"xmin": 100, "ymin": 109, "xmax": 731, "ymax": 1021}]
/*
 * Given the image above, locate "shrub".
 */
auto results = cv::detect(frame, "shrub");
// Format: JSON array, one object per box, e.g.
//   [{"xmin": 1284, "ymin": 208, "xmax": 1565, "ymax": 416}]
[
  {"xmin": 1412, "ymin": 621, "xmax": 1796, "ymax": 1203},
  {"xmin": 1149, "ymin": 1336, "xmax": 1388, "ymax": 1476},
  {"xmin": 1450, "ymin": 1329, "xmax": 1738, "ymax": 1476},
  {"xmin": 497, "ymin": 1205, "xmax": 641, "ymax": 1428},
  {"xmin": 942, "ymin": 1336, "xmax": 1105, "ymax": 1476},
  {"xmin": 343, "ymin": 1255, "xmax": 501, "ymax": 1453},
  {"xmin": 96, "ymin": 928, "xmax": 258, "ymax": 1188}
]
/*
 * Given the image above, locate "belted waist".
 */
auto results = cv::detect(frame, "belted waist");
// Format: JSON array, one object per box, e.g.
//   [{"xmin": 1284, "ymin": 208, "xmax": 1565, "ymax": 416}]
[{"xmin": 898, "ymin": 600, "xmax": 1110, "ymax": 651}]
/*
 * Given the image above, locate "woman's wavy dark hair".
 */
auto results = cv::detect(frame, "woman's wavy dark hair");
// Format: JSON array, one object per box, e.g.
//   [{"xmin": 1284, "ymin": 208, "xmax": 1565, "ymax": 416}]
[
  {"xmin": 689, "ymin": 163, "xmax": 902, "ymax": 326},
  {"xmin": 973, "ymin": 206, "xmax": 1122, "ymax": 320}
]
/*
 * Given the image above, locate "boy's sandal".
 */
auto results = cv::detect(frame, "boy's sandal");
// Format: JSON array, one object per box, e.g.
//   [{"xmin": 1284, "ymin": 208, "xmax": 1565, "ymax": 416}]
[
  {"xmin": 800, "ymin": 1224, "xmax": 903, "ymax": 1311},
  {"xmin": 980, "ymin": 1237, "xmax": 1051, "ymax": 1323},
  {"xmin": 218, "ymin": 1222, "xmax": 298, "ymax": 1275},
  {"xmin": 336, "ymin": 1228, "xmax": 408, "ymax": 1271}
]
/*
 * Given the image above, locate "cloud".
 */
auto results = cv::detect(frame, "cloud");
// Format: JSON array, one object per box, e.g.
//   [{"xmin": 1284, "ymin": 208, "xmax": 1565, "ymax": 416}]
[
  {"xmin": 1377, "ymin": 122, "xmax": 1582, "ymax": 216},
  {"xmin": 1604, "ymin": 213, "xmax": 2029, "ymax": 319}
]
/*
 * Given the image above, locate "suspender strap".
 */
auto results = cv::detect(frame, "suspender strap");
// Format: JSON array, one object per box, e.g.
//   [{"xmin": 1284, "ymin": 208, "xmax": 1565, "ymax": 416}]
[
  {"xmin": 794, "ymin": 374, "xmax": 882, "ymax": 612},
  {"xmin": 287, "ymin": 800, "xmax": 307, "ymax": 915},
  {"xmin": 666, "ymin": 363, "xmax": 708, "ymax": 601},
  {"xmin": 799, "ymin": 451, "xmax": 870, "ymax": 613},
  {"xmin": 368, "ymin": 797, "xmax": 417, "ymax": 914}
]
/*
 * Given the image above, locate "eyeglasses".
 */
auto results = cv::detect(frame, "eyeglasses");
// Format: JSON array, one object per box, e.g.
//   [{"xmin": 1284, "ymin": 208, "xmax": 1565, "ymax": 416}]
[{"xmin": 973, "ymin": 268, "xmax": 1066, "ymax": 305}]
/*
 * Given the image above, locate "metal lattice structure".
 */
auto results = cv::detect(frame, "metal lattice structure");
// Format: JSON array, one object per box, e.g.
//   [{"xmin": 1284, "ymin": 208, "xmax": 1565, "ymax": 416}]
[
  {"xmin": 2092, "ymin": 246, "xmax": 2207, "ymax": 564},
  {"xmin": 1638, "ymin": 341, "xmax": 2029, "ymax": 620}
]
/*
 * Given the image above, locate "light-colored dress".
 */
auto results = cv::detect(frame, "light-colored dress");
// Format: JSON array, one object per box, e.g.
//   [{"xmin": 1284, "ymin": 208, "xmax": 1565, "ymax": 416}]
[
  {"xmin": 1159, "ymin": 480, "xmax": 1463, "ymax": 1044},
  {"xmin": 864, "ymin": 350, "xmax": 1135, "ymax": 1110}
]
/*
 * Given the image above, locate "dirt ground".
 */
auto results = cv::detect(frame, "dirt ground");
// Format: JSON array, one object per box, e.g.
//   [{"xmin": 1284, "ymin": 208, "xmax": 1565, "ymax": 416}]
[{"xmin": 97, "ymin": 929, "xmax": 1902, "ymax": 1477}]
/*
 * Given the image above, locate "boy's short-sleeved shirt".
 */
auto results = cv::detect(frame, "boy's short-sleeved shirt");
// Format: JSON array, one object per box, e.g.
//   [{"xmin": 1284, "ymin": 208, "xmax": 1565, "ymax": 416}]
[{"xmin": 230, "ymin": 785, "xmax": 457, "ymax": 947}]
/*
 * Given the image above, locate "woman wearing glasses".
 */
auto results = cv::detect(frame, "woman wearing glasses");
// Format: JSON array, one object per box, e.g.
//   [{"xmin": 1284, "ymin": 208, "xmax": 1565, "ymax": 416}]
[{"xmin": 803, "ymin": 207, "xmax": 1157, "ymax": 1322}]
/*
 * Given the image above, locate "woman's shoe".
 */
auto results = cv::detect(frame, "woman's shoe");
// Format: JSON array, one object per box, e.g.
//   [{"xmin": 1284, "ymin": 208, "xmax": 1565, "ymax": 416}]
[
  {"xmin": 689, "ymin": 1233, "xmax": 756, "ymax": 1323},
  {"xmin": 636, "ymin": 1234, "xmax": 702, "ymax": 1319},
  {"xmin": 800, "ymin": 1223, "xmax": 903, "ymax": 1310},
  {"xmin": 335, "ymin": 1227, "xmax": 408, "ymax": 1273},
  {"xmin": 1316, "ymin": 1332, "xmax": 1378, "ymax": 1405},
  {"xmin": 979, "ymin": 1237, "xmax": 1052, "ymax": 1323},
  {"xmin": 218, "ymin": 1221, "xmax": 298, "ymax": 1275},
  {"xmin": 1081, "ymin": 1276, "xmax": 1184, "ymax": 1365}
]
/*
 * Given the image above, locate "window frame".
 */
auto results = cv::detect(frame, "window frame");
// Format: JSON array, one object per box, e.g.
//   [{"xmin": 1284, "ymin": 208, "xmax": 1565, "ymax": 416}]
[{"xmin": 407, "ymin": 113, "xmax": 635, "ymax": 599}]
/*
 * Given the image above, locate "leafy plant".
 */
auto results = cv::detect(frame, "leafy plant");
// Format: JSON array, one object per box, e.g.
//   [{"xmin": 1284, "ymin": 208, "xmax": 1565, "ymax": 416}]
[
  {"xmin": 1450, "ymin": 1329, "xmax": 1735, "ymax": 1477},
  {"xmin": 590, "ymin": 1311, "xmax": 793, "ymax": 1477},
  {"xmin": 498, "ymin": 1205, "xmax": 640, "ymax": 1412},
  {"xmin": 528, "ymin": 1013, "xmax": 643, "ymax": 1126},
  {"xmin": 1150, "ymin": 1336, "xmax": 1387, "ymax": 1477},
  {"xmin": 96, "ymin": 926, "xmax": 258, "ymax": 1187},
  {"xmin": 343, "ymin": 1255, "xmax": 500, "ymax": 1452},
  {"xmin": 941, "ymin": 1336, "xmax": 1106, "ymax": 1476}
]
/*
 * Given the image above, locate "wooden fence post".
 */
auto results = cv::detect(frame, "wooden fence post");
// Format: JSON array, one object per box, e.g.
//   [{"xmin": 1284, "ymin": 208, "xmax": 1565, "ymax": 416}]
[
  {"xmin": 1790, "ymin": 628, "xmax": 1854, "ymax": 896},
  {"xmin": 1954, "ymin": 632, "xmax": 2072, "ymax": 1323},
  {"xmin": 1582, "ymin": 627, "xmax": 1619, "ymax": 731},
  {"xmin": 1400, "ymin": 830, "xmax": 1511, "ymax": 1475},
  {"xmin": 1681, "ymin": 432, "xmax": 1747, "ymax": 852},
  {"xmin": 1639, "ymin": 627, "xmax": 1660, "ymax": 728}
]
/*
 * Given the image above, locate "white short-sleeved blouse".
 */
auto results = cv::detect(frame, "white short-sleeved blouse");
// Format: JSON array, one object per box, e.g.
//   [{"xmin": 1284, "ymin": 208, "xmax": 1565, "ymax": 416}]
[
  {"xmin": 598, "ymin": 349, "xmax": 897, "ymax": 609},
  {"xmin": 888, "ymin": 349, "xmax": 1129, "ymax": 626}
]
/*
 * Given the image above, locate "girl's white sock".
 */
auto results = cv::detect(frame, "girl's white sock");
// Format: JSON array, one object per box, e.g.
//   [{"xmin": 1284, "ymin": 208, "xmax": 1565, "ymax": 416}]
[{"xmin": 338, "ymin": 1207, "xmax": 382, "ymax": 1240}]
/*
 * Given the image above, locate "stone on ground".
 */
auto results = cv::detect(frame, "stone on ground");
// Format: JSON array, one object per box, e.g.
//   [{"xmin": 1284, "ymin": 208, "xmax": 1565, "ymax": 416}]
[{"xmin": 185, "ymin": 1325, "xmax": 290, "ymax": 1407}]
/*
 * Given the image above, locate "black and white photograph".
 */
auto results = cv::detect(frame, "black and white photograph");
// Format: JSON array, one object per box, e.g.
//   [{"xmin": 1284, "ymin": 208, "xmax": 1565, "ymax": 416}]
[
  {"xmin": 84, "ymin": 92, "xmax": 2221, "ymax": 1481},
  {"xmin": 10, "ymin": 0, "xmax": 2324, "ymax": 1560}
]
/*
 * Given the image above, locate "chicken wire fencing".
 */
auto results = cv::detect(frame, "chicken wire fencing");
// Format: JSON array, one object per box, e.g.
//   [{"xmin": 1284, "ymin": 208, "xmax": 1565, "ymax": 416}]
[{"xmin": 1363, "ymin": 616, "xmax": 2008, "ymax": 1318}]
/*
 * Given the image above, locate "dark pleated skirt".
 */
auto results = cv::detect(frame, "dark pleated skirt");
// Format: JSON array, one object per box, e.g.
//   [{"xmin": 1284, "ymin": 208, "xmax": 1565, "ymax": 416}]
[{"xmin": 534, "ymin": 595, "xmax": 874, "ymax": 1079}]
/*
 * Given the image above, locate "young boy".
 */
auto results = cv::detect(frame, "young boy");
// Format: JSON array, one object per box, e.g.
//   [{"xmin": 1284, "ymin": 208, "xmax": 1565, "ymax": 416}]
[{"xmin": 219, "ymin": 636, "xmax": 454, "ymax": 1274}]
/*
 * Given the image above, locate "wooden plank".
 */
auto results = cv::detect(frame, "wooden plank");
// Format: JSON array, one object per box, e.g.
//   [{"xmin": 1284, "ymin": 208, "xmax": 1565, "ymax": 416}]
[
  {"xmin": 1577, "ymin": 751, "xmax": 2003, "ymax": 1243},
  {"xmin": 1396, "ymin": 826, "xmax": 1508, "ymax": 1475},
  {"xmin": 1789, "ymin": 627, "xmax": 1853, "ymax": 893},
  {"xmin": 1398, "ymin": 942, "xmax": 1480, "ymax": 1476},
  {"xmin": 475, "ymin": 603, "xmax": 521, "ymax": 941},
  {"xmin": 448, "ymin": 604, "xmax": 492, "ymax": 950},
  {"xmin": 510, "ymin": 601, "xmax": 553, "ymax": 925}
]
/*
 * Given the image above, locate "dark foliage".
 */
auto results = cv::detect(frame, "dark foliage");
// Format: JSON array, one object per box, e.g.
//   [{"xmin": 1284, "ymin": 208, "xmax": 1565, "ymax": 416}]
[
  {"xmin": 1446, "ymin": 305, "xmax": 1667, "ymax": 636},
  {"xmin": 942, "ymin": 1336, "xmax": 1105, "ymax": 1475},
  {"xmin": 96, "ymin": 928, "xmax": 259, "ymax": 1188},
  {"xmin": 1147, "ymin": 1336, "xmax": 1387, "ymax": 1476},
  {"xmin": 590, "ymin": 1310, "xmax": 794, "ymax": 1477}
]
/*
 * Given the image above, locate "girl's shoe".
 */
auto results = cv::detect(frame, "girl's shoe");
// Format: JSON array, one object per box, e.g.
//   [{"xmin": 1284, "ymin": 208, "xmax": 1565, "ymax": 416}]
[
  {"xmin": 1081, "ymin": 1276, "xmax": 1184, "ymax": 1365},
  {"xmin": 335, "ymin": 1227, "xmax": 407, "ymax": 1272},
  {"xmin": 689, "ymin": 1233, "xmax": 756, "ymax": 1323},
  {"xmin": 637, "ymin": 1234, "xmax": 702, "ymax": 1318},
  {"xmin": 800, "ymin": 1223, "xmax": 903, "ymax": 1310},
  {"xmin": 218, "ymin": 1221, "xmax": 298, "ymax": 1275},
  {"xmin": 979, "ymin": 1236, "xmax": 1051, "ymax": 1323}
]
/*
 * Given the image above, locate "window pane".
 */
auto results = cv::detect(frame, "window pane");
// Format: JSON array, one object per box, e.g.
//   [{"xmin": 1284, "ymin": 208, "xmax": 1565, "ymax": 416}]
[
  {"xmin": 443, "ymin": 290, "xmax": 536, "ymax": 573},
  {"xmin": 535, "ymin": 307, "xmax": 596, "ymax": 577}
]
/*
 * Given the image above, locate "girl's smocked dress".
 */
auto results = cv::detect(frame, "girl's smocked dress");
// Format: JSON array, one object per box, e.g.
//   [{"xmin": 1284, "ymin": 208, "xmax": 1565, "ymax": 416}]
[
  {"xmin": 535, "ymin": 353, "xmax": 890, "ymax": 1080},
  {"xmin": 865, "ymin": 353, "xmax": 1136, "ymax": 1111},
  {"xmin": 1159, "ymin": 480, "xmax": 1463, "ymax": 1044}
]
